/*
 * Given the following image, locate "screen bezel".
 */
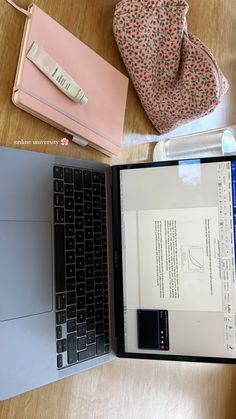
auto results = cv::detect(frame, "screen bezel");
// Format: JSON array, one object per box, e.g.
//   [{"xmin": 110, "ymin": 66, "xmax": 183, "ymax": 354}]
[{"xmin": 112, "ymin": 156, "xmax": 236, "ymax": 364}]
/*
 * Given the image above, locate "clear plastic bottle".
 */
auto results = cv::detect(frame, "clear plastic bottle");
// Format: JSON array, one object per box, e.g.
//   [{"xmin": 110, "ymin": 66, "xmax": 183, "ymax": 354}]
[{"xmin": 153, "ymin": 126, "xmax": 236, "ymax": 161}]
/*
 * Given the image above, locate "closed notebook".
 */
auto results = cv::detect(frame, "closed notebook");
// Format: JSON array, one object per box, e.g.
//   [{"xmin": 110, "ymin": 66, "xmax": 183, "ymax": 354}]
[{"xmin": 10, "ymin": 1, "xmax": 129, "ymax": 156}]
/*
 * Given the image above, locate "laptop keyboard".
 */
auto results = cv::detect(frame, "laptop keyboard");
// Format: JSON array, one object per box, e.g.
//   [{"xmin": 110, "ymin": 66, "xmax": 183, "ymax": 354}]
[{"xmin": 53, "ymin": 165, "xmax": 110, "ymax": 369}]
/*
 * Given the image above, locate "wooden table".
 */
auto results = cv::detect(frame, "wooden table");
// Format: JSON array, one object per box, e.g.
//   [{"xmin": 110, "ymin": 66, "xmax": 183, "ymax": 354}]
[{"xmin": 0, "ymin": 0, "xmax": 236, "ymax": 418}]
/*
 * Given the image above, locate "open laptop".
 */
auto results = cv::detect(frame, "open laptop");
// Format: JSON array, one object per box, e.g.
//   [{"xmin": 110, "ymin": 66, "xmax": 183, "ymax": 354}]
[{"xmin": 1, "ymin": 146, "xmax": 236, "ymax": 399}]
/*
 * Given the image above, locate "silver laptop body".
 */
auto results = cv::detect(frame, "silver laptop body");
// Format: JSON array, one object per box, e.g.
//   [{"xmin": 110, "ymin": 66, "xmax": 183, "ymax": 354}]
[{"xmin": 0, "ymin": 147, "xmax": 115, "ymax": 400}]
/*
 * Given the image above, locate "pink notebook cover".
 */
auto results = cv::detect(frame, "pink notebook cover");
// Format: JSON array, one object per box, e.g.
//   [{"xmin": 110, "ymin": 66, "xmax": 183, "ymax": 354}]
[{"xmin": 13, "ymin": 5, "xmax": 129, "ymax": 156}]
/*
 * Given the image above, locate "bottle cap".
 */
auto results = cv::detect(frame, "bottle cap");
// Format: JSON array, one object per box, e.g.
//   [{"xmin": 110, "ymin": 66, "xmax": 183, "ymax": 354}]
[{"xmin": 79, "ymin": 94, "xmax": 88, "ymax": 105}]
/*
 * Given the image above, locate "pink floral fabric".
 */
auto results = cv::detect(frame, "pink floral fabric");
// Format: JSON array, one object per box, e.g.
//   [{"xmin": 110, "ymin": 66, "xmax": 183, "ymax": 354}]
[{"xmin": 113, "ymin": 0, "xmax": 229, "ymax": 133}]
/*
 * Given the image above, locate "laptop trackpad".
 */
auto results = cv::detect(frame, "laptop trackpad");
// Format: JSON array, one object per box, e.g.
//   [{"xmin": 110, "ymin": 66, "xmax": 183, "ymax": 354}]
[{"xmin": 0, "ymin": 221, "xmax": 53, "ymax": 321}]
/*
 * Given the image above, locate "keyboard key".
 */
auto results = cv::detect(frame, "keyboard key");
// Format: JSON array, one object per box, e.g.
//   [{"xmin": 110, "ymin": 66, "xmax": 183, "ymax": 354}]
[
  {"xmin": 54, "ymin": 207, "xmax": 64, "ymax": 223},
  {"xmin": 85, "ymin": 240, "xmax": 93, "ymax": 252},
  {"xmin": 94, "ymin": 246, "xmax": 102, "ymax": 258},
  {"xmin": 56, "ymin": 325, "xmax": 62, "ymax": 339},
  {"xmin": 67, "ymin": 305, "xmax": 76, "ymax": 318},
  {"xmin": 96, "ymin": 310, "xmax": 104, "ymax": 322},
  {"xmin": 77, "ymin": 336, "xmax": 87, "ymax": 351},
  {"xmin": 96, "ymin": 335, "xmax": 105, "ymax": 355},
  {"xmin": 66, "ymin": 264, "xmax": 75, "ymax": 278},
  {"xmin": 101, "ymin": 212, "xmax": 106, "ymax": 223},
  {"xmin": 87, "ymin": 318, "xmax": 95, "ymax": 331},
  {"xmin": 83, "ymin": 170, "xmax": 92, "ymax": 188},
  {"xmin": 101, "ymin": 199, "xmax": 106, "ymax": 211},
  {"xmin": 67, "ymin": 291, "xmax": 76, "ymax": 305},
  {"xmin": 66, "ymin": 238, "xmax": 75, "ymax": 251},
  {"xmin": 65, "ymin": 211, "xmax": 74, "ymax": 223},
  {"xmin": 77, "ymin": 296, "xmax": 86, "ymax": 310},
  {"xmin": 104, "ymin": 304, "xmax": 109, "ymax": 317},
  {"xmin": 67, "ymin": 319, "xmax": 77, "ymax": 333},
  {"xmin": 101, "ymin": 186, "xmax": 106, "ymax": 198},
  {"xmin": 54, "ymin": 193, "xmax": 64, "ymax": 206},
  {"xmin": 87, "ymin": 305, "xmax": 95, "ymax": 318},
  {"xmin": 95, "ymin": 284, "xmax": 103, "ymax": 296},
  {"xmin": 77, "ymin": 310, "xmax": 86, "ymax": 323},
  {"xmin": 76, "ymin": 230, "xmax": 84, "ymax": 243},
  {"xmin": 93, "ymin": 209, "xmax": 101, "ymax": 220},
  {"xmin": 85, "ymin": 266, "xmax": 94, "ymax": 278},
  {"xmin": 67, "ymin": 332, "xmax": 77, "ymax": 364},
  {"xmin": 94, "ymin": 222, "xmax": 101, "ymax": 233},
  {"xmin": 75, "ymin": 191, "xmax": 83, "ymax": 204},
  {"xmin": 76, "ymin": 257, "xmax": 85, "ymax": 270},
  {"xmin": 57, "ymin": 340, "xmax": 63, "ymax": 353},
  {"xmin": 65, "ymin": 197, "xmax": 74, "ymax": 210},
  {"xmin": 92, "ymin": 184, "xmax": 100, "ymax": 195},
  {"xmin": 94, "ymin": 234, "xmax": 102, "ymax": 245},
  {"xmin": 85, "ymin": 215, "xmax": 93, "ymax": 226},
  {"xmin": 86, "ymin": 292, "xmax": 94, "ymax": 305},
  {"xmin": 86, "ymin": 279, "xmax": 94, "ymax": 291},
  {"xmin": 78, "ymin": 344, "xmax": 96, "ymax": 362},
  {"xmin": 85, "ymin": 227, "xmax": 93, "ymax": 239},
  {"xmin": 66, "ymin": 264, "xmax": 75, "ymax": 277},
  {"xmin": 57, "ymin": 354, "xmax": 63, "ymax": 368},
  {"xmin": 96, "ymin": 322, "xmax": 104, "ymax": 335},
  {"xmin": 65, "ymin": 184, "xmax": 74, "ymax": 196},
  {"xmin": 66, "ymin": 224, "xmax": 74, "ymax": 237},
  {"xmin": 105, "ymin": 344, "xmax": 110, "ymax": 353},
  {"xmin": 54, "ymin": 166, "xmax": 63, "ymax": 179},
  {"xmin": 95, "ymin": 296, "xmax": 103, "ymax": 309},
  {"xmin": 92, "ymin": 172, "xmax": 100, "ymax": 183},
  {"xmin": 66, "ymin": 251, "xmax": 75, "ymax": 264},
  {"xmin": 105, "ymin": 331, "xmax": 110, "ymax": 344},
  {"xmin": 76, "ymin": 269, "xmax": 85, "ymax": 282},
  {"xmin": 84, "ymin": 189, "xmax": 92, "ymax": 201},
  {"xmin": 56, "ymin": 310, "xmax": 66, "ymax": 325},
  {"xmin": 95, "ymin": 259, "xmax": 102, "ymax": 271},
  {"xmin": 74, "ymin": 169, "xmax": 83, "ymax": 190},
  {"xmin": 56, "ymin": 294, "xmax": 66, "ymax": 310},
  {"xmin": 62, "ymin": 339, "xmax": 67, "ymax": 352},
  {"xmin": 104, "ymin": 317, "xmax": 109, "ymax": 330},
  {"xmin": 77, "ymin": 283, "xmax": 85, "ymax": 295},
  {"xmin": 66, "ymin": 277, "xmax": 76, "ymax": 291},
  {"xmin": 56, "ymin": 338, "xmax": 67, "ymax": 353},
  {"xmin": 54, "ymin": 225, "xmax": 65, "ymax": 292},
  {"xmin": 93, "ymin": 196, "xmax": 100, "ymax": 208},
  {"xmin": 85, "ymin": 253, "xmax": 93, "ymax": 265},
  {"xmin": 77, "ymin": 322, "xmax": 86, "ymax": 337},
  {"xmin": 64, "ymin": 167, "xmax": 73, "ymax": 183},
  {"xmin": 84, "ymin": 202, "xmax": 92, "ymax": 213},
  {"xmin": 54, "ymin": 179, "xmax": 64, "ymax": 193},
  {"xmin": 104, "ymin": 291, "xmax": 109, "ymax": 304},
  {"xmin": 87, "ymin": 331, "xmax": 95, "ymax": 345},
  {"xmin": 101, "ymin": 173, "xmax": 105, "ymax": 184},
  {"xmin": 75, "ymin": 204, "xmax": 83, "ymax": 217},
  {"xmin": 76, "ymin": 243, "xmax": 84, "ymax": 256},
  {"xmin": 95, "ymin": 270, "xmax": 102, "ymax": 282},
  {"xmin": 75, "ymin": 218, "xmax": 83, "ymax": 230}
]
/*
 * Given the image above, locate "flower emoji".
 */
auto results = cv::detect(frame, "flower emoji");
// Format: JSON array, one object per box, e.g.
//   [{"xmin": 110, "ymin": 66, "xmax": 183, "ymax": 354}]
[{"xmin": 60, "ymin": 137, "xmax": 69, "ymax": 146}]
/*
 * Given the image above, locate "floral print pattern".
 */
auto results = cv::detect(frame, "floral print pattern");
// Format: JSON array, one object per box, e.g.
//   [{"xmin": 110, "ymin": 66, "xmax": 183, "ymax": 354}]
[{"xmin": 113, "ymin": 0, "xmax": 229, "ymax": 133}]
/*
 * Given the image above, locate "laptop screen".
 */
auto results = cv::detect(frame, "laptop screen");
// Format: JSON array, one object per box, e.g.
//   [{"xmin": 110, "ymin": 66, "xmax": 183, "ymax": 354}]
[{"xmin": 114, "ymin": 158, "xmax": 236, "ymax": 361}]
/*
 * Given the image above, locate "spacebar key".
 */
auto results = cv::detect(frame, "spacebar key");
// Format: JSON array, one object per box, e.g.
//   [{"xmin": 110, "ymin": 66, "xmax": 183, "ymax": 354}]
[
  {"xmin": 54, "ymin": 224, "xmax": 65, "ymax": 292},
  {"xmin": 67, "ymin": 333, "xmax": 77, "ymax": 364}
]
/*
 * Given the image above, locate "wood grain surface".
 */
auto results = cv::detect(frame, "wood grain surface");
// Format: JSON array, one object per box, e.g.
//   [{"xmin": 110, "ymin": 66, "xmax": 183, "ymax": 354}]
[{"xmin": 0, "ymin": 0, "xmax": 236, "ymax": 418}]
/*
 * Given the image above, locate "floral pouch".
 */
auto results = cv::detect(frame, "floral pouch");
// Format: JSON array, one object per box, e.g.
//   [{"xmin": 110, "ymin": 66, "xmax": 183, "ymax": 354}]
[{"xmin": 113, "ymin": 0, "xmax": 229, "ymax": 133}]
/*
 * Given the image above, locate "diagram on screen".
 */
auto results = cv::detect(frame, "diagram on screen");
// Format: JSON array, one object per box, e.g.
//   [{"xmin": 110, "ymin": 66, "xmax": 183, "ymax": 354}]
[{"xmin": 181, "ymin": 246, "xmax": 204, "ymax": 273}]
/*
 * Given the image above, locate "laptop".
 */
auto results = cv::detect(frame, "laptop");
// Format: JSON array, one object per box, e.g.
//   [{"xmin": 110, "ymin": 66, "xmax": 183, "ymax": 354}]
[{"xmin": 1, "ymin": 146, "xmax": 236, "ymax": 399}]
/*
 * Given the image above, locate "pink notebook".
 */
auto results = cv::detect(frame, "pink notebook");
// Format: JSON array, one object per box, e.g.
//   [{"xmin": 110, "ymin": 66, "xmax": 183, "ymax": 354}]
[{"xmin": 11, "ymin": 2, "xmax": 129, "ymax": 156}]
